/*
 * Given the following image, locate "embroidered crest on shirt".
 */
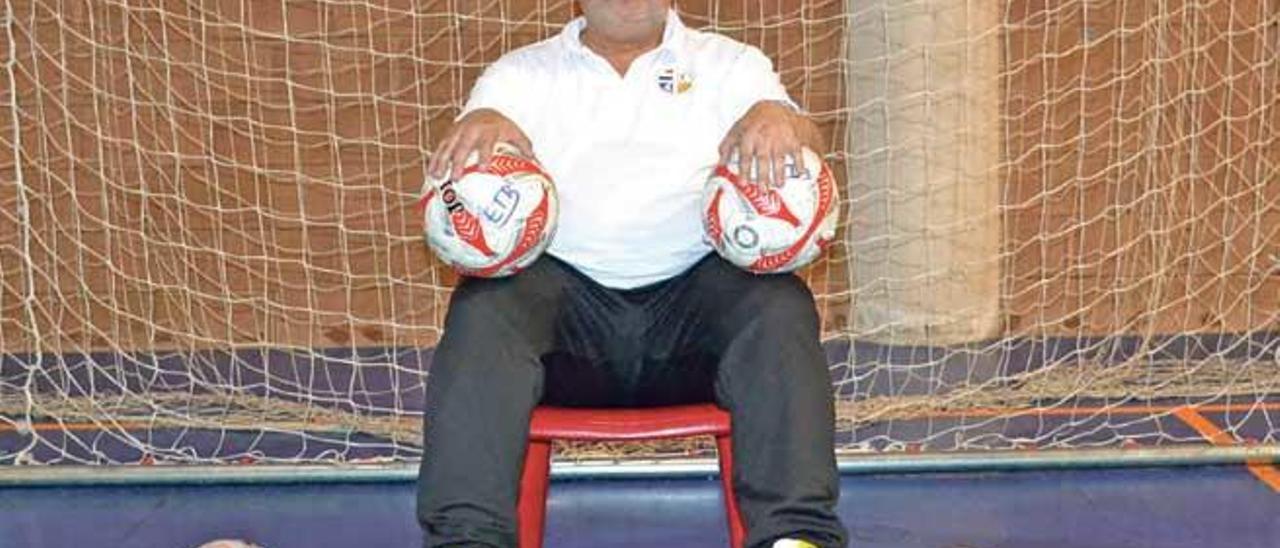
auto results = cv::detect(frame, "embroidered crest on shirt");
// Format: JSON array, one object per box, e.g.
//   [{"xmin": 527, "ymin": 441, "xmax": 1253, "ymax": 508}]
[{"xmin": 656, "ymin": 67, "xmax": 694, "ymax": 95}]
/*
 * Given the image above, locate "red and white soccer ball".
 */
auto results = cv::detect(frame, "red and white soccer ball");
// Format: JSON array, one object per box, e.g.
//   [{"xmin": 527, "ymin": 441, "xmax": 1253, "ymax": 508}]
[
  {"xmin": 419, "ymin": 143, "xmax": 559, "ymax": 278},
  {"xmin": 702, "ymin": 147, "xmax": 839, "ymax": 274}
]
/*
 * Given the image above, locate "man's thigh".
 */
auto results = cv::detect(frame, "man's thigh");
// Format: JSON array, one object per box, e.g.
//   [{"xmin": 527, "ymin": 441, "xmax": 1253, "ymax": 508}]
[
  {"xmin": 472, "ymin": 257, "xmax": 647, "ymax": 408},
  {"xmin": 646, "ymin": 254, "xmax": 820, "ymax": 355},
  {"xmin": 625, "ymin": 255, "xmax": 819, "ymax": 405},
  {"xmin": 460, "ymin": 254, "xmax": 815, "ymax": 408}
]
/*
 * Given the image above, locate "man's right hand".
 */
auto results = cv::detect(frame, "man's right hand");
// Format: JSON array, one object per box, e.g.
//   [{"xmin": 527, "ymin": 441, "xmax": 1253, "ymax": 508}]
[{"xmin": 428, "ymin": 108, "xmax": 536, "ymax": 182}]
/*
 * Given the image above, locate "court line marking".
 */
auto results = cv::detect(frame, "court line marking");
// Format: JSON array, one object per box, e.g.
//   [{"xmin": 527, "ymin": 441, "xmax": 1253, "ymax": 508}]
[
  {"xmin": 910, "ymin": 401, "xmax": 1280, "ymax": 420},
  {"xmin": 1173, "ymin": 406, "xmax": 1280, "ymax": 493}
]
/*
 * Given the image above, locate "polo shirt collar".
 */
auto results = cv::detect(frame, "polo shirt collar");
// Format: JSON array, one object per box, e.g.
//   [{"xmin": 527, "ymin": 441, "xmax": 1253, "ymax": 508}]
[{"xmin": 561, "ymin": 9, "xmax": 688, "ymax": 62}]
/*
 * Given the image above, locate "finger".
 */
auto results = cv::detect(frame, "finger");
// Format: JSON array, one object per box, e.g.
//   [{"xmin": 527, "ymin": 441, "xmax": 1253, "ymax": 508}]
[
  {"xmin": 449, "ymin": 130, "xmax": 481, "ymax": 181},
  {"xmin": 756, "ymin": 146, "xmax": 772, "ymax": 189},
  {"xmin": 475, "ymin": 134, "xmax": 497, "ymax": 170},
  {"xmin": 800, "ymin": 116, "xmax": 827, "ymax": 155},
  {"xmin": 718, "ymin": 128, "xmax": 740, "ymax": 166},
  {"xmin": 429, "ymin": 132, "xmax": 459, "ymax": 180},
  {"xmin": 752, "ymin": 150, "xmax": 769, "ymax": 189},
  {"xmin": 737, "ymin": 138, "xmax": 757, "ymax": 184},
  {"xmin": 759, "ymin": 148, "xmax": 778, "ymax": 189},
  {"xmin": 790, "ymin": 144, "xmax": 808, "ymax": 179},
  {"xmin": 511, "ymin": 133, "xmax": 536, "ymax": 161},
  {"xmin": 770, "ymin": 150, "xmax": 786, "ymax": 189}
]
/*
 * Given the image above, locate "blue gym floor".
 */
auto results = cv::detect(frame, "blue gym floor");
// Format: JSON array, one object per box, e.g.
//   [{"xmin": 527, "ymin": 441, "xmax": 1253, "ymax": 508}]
[
  {"xmin": 5, "ymin": 335, "xmax": 1279, "ymax": 546},
  {"xmin": 3, "ymin": 465, "xmax": 1278, "ymax": 548}
]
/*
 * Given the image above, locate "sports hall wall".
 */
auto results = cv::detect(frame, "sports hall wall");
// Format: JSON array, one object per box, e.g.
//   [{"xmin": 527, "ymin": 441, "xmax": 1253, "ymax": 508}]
[{"xmin": 1, "ymin": 0, "xmax": 1276, "ymax": 359}]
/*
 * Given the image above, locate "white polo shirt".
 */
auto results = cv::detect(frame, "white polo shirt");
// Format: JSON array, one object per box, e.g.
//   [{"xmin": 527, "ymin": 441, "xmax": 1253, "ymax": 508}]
[{"xmin": 461, "ymin": 10, "xmax": 794, "ymax": 289}]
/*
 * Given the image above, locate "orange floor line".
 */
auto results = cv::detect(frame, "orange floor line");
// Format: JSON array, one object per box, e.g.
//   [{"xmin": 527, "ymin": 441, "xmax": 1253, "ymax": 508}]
[
  {"xmin": 928, "ymin": 401, "xmax": 1280, "ymax": 420},
  {"xmin": 1173, "ymin": 406, "xmax": 1280, "ymax": 493}
]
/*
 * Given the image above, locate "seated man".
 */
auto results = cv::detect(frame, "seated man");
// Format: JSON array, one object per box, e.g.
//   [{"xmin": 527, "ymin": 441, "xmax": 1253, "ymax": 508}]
[{"xmin": 417, "ymin": 1, "xmax": 847, "ymax": 547}]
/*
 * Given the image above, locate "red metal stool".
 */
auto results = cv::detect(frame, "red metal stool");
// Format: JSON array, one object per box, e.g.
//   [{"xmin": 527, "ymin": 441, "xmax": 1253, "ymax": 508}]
[{"xmin": 518, "ymin": 403, "xmax": 745, "ymax": 548}]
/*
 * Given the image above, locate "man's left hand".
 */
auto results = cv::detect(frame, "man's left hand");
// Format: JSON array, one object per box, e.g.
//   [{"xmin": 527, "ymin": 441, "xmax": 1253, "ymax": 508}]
[{"xmin": 718, "ymin": 101, "xmax": 821, "ymax": 188}]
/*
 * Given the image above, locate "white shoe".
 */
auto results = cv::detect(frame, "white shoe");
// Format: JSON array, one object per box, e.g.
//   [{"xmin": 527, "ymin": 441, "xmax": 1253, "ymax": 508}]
[{"xmin": 772, "ymin": 540, "xmax": 819, "ymax": 548}]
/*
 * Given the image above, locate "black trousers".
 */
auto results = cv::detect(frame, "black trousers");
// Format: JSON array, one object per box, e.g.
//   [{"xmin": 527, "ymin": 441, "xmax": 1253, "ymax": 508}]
[{"xmin": 417, "ymin": 254, "xmax": 847, "ymax": 548}]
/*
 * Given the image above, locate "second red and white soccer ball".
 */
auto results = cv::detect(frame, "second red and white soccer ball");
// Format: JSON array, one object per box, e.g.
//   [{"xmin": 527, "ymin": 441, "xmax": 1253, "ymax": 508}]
[
  {"xmin": 702, "ymin": 147, "xmax": 839, "ymax": 274},
  {"xmin": 420, "ymin": 143, "xmax": 559, "ymax": 278}
]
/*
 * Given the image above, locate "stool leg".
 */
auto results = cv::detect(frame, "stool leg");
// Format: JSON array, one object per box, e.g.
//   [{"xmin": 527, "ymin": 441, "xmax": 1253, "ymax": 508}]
[
  {"xmin": 716, "ymin": 433, "xmax": 747, "ymax": 548},
  {"xmin": 518, "ymin": 439, "xmax": 552, "ymax": 548}
]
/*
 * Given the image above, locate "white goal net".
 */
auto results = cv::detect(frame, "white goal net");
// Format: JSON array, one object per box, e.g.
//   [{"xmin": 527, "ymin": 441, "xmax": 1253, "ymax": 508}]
[{"xmin": 1, "ymin": 0, "xmax": 1277, "ymax": 466}]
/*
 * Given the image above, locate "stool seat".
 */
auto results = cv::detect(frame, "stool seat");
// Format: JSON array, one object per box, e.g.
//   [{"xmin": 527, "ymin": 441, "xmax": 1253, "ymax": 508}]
[
  {"xmin": 527, "ymin": 404, "xmax": 731, "ymax": 441},
  {"xmin": 518, "ymin": 403, "xmax": 744, "ymax": 548}
]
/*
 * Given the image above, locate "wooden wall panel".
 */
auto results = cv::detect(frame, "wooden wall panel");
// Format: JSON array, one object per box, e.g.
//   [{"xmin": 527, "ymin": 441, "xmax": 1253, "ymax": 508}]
[
  {"xmin": 4, "ymin": 0, "xmax": 849, "ymax": 352},
  {"xmin": 3, "ymin": 0, "xmax": 1275, "ymax": 354},
  {"xmin": 1002, "ymin": 0, "xmax": 1280, "ymax": 337}
]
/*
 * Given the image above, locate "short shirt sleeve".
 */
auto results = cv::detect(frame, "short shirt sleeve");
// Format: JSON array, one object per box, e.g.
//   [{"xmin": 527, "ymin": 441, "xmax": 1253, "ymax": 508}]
[
  {"xmin": 719, "ymin": 45, "xmax": 799, "ymax": 127},
  {"xmin": 459, "ymin": 52, "xmax": 534, "ymax": 132}
]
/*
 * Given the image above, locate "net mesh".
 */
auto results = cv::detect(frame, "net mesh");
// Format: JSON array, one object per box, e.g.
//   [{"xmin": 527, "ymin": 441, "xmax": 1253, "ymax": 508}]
[{"xmin": 1, "ymin": 0, "xmax": 1277, "ymax": 466}]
